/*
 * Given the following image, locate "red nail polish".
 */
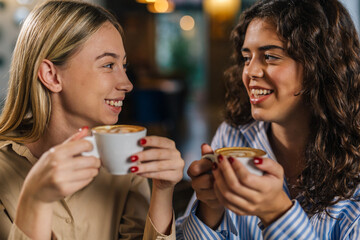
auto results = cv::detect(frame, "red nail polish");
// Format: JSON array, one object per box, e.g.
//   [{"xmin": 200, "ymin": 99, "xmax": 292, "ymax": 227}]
[
  {"xmin": 218, "ymin": 155, "xmax": 224, "ymax": 163},
  {"xmin": 79, "ymin": 126, "xmax": 89, "ymax": 132},
  {"xmin": 229, "ymin": 156, "xmax": 235, "ymax": 164},
  {"xmin": 130, "ymin": 155, "xmax": 138, "ymax": 162},
  {"xmin": 139, "ymin": 138, "xmax": 147, "ymax": 145},
  {"xmin": 130, "ymin": 166, "xmax": 139, "ymax": 173},
  {"xmin": 212, "ymin": 162, "xmax": 218, "ymax": 170},
  {"xmin": 253, "ymin": 157, "xmax": 263, "ymax": 165}
]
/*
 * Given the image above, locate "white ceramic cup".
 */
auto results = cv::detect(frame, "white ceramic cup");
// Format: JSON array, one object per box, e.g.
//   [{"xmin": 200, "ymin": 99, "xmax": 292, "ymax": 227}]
[
  {"xmin": 83, "ymin": 125, "xmax": 147, "ymax": 175},
  {"xmin": 202, "ymin": 147, "xmax": 266, "ymax": 176}
]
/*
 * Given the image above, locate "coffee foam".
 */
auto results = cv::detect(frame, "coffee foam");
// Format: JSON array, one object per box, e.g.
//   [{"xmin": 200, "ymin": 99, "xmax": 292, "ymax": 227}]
[
  {"xmin": 215, "ymin": 147, "xmax": 265, "ymax": 158},
  {"xmin": 92, "ymin": 125, "xmax": 145, "ymax": 134}
]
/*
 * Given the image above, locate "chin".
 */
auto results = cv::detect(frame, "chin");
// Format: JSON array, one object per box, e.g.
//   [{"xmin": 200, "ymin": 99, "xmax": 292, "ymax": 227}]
[
  {"xmin": 251, "ymin": 111, "xmax": 270, "ymax": 122},
  {"xmin": 252, "ymin": 116, "xmax": 267, "ymax": 122},
  {"xmin": 95, "ymin": 118, "xmax": 118, "ymax": 126},
  {"xmin": 106, "ymin": 118, "xmax": 119, "ymax": 125},
  {"xmin": 251, "ymin": 110, "xmax": 263, "ymax": 121}
]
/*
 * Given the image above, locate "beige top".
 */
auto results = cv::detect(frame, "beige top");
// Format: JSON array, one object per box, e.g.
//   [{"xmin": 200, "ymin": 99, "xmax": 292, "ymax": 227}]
[{"xmin": 0, "ymin": 140, "xmax": 175, "ymax": 240}]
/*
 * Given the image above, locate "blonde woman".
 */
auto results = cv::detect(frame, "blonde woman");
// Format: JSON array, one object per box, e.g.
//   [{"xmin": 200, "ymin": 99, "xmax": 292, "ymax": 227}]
[{"xmin": 0, "ymin": 1, "xmax": 184, "ymax": 239}]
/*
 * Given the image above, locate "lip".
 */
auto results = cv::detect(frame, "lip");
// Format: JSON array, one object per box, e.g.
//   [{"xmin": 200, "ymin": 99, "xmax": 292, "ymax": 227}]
[
  {"xmin": 249, "ymin": 94, "xmax": 271, "ymax": 104},
  {"xmin": 248, "ymin": 86, "xmax": 273, "ymax": 105},
  {"xmin": 105, "ymin": 97, "xmax": 124, "ymax": 101},
  {"xmin": 104, "ymin": 97, "xmax": 124, "ymax": 114}
]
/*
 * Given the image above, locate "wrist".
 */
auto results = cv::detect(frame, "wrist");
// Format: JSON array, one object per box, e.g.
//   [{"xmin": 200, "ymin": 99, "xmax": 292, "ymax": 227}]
[
  {"xmin": 259, "ymin": 192, "xmax": 293, "ymax": 227},
  {"xmin": 196, "ymin": 201, "xmax": 225, "ymax": 229},
  {"xmin": 149, "ymin": 186, "xmax": 174, "ymax": 235},
  {"xmin": 150, "ymin": 185, "xmax": 174, "ymax": 212},
  {"xmin": 15, "ymin": 189, "xmax": 53, "ymax": 239},
  {"xmin": 18, "ymin": 184, "xmax": 52, "ymax": 209},
  {"xmin": 152, "ymin": 184, "xmax": 174, "ymax": 196}
]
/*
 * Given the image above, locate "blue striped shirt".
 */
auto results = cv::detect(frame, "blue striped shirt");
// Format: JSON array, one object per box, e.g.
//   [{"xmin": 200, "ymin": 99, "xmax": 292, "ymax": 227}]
[{"xmin": 176, "ymin": 121, "xmax": 360, "ymax": 239}]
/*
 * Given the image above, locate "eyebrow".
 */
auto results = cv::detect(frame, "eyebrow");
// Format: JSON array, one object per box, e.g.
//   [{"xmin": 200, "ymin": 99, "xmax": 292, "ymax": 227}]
[
  {"xmin": 241, "ymin": 45, "xmax": 285, "ymax": 52},
  {"xmin": 95, "ymin": 52, "xmax": 126, "ymax": 61}
]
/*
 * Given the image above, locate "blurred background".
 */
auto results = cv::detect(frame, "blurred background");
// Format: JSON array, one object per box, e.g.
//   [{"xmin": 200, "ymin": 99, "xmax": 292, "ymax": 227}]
[{"xmin": 0, "ymin": 0, "xmax": 359, "ymax": 217}]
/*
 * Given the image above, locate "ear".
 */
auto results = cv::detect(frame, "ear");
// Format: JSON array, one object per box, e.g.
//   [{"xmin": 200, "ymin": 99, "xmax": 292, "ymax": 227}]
[{"xmin": 38, "ymin": 59, "xmax": 62, "ymax": 93}]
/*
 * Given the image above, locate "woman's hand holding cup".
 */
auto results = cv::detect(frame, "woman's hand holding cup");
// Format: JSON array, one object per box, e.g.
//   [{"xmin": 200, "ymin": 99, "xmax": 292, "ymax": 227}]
[
  {"xmin": 212, "ymin": 154, "xmax": 293, "ymax": 227},
  {"xmin": 15, "ymin": 128, "xmax": 101, "ymax": 239},
  {"xmin": 187, "ymin": 143, "xmax": 225, "ymax": 229},
  {"xmin": 130, "ymin": 135, "xmax": 184, "ymax": 235},
  {"xmin": 130, "ymin": 136, "xmax": 184, "ymax": 190},
  {"xmin": 21, "ymin": 127, "xmax": 101, "ymax": 203}
]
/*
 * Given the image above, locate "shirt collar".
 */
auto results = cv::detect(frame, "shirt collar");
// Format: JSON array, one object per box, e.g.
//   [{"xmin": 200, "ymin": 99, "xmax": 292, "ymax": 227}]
[
  {"xmin": 238, "ymin": 121, "xmax": 276, "ymax": 161},
  {"xmin": 0, "ymin": 140, "xmax": 38, "ymax": 165},
  {"xmin": 218, "ymin": 209, "xmax": 238, "ymax": 235}
]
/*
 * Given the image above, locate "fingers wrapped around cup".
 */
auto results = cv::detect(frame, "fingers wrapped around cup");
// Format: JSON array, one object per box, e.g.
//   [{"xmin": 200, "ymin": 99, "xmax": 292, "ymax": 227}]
[
  {"xmin": 212, "ymin": 154, "xmax": 292, "ymax": 223},
  {"xmin": 130, "ymin": 136, "xmax": 185, "ymax": 189}
]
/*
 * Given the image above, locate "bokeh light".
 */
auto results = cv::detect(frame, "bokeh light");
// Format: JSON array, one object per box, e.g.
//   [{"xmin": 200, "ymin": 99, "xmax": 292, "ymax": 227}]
[{"xmin": 180, "ymin": 15, "xmax": 195, "ymax": 31}]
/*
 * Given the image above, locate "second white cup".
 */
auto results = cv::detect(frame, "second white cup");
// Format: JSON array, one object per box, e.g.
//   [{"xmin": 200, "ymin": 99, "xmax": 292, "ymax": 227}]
[{"xmin": 202, "ymin": 147, "xmax": 266, "ymax": 176}]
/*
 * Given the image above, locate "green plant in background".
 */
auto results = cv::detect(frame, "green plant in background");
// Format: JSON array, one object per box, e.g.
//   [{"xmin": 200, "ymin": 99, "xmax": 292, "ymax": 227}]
[
  {"xmin": 156, "ymin": 11, "xmax": 206, "ymax": 91},
  {"xmin": 169, "ymin": 37, "xmax": 196, "ymax": 79}
]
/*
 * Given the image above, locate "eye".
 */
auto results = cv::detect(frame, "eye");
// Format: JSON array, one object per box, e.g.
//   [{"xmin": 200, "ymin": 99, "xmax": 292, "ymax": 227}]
[
  {"xmin": 264, "ymin": 54, "xmax": 279, "ymax": 61},
  {"xmin": 241, "ymin": 56, "xmax": 251, "ymax": 65},
  {"xmin": 104, "ymin": 63, "xmax": 114, "ymax": 69}
]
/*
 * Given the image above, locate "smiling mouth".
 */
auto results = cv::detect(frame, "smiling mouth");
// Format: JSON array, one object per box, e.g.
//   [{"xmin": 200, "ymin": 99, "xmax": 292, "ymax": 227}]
[
  {"xmin": 251, "ymin": 89, "xmax": 273, "ymax": 98},
  {"xmin": 105, "ymin": 99, "xmax": 123, "ymax": 107}
]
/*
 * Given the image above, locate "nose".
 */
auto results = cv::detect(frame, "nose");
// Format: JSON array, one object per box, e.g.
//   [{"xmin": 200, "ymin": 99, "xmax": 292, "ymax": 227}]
[
  {"xmin": 115, "ymin": 71, "xmax": 133, "ymax": 93},
  {"xmin": 243, "ymin": 57, "xmax": 264, "ymax": 79}
]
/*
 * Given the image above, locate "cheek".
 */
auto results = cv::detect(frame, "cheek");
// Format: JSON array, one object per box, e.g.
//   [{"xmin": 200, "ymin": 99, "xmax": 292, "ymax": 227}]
[
  {"xmin": 79, "ymin": 70, "xmax": 97, "ymax": 86},
  {"xmin": 280, "ymin": 64, "xmax": 303, "ymax": 93},
  {"xmin": 269, "ymin": 68, "xmax": 301, "ymax": 93},
  {"xmin": 280, "ymin": 78, "xmax": 303, "ymax": 96}
]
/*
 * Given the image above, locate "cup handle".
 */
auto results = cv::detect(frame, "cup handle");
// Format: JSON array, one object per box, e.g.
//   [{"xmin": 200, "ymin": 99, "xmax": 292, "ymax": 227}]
[
  {"xmin": 82, "ymin": 136, "xmax": 99, "ymax": 158},
  {"xmin": 202, "ymin": 153, "xmax": 217, "ymax": 163}
]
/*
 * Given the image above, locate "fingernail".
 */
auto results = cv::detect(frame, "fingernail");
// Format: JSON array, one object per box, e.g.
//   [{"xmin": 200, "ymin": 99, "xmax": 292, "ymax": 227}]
[
  {"xmin": 218, "ymin": 155, "xmax": 224, "ymax": 163},
  {"xmin": 79, "ymin": 126, "xmax": 89, "ymax": 132},
  {"xmin": 229, "ymin": 156, "xmax": 235, "ymax": 164},
  {"xmin": 130, "ymin": 155, "xmax": 138, "ymax": 162},
  {"xmin": 130, "ymin": 166, "xmax": 139, "ymax": 173},
  {"xmin": 212, "ymin": 162, "xmax": 218, "ymax": 170},
  {"xmin": 253, "ymin": 157, "xmax": 263, "ymax": 165},
  {"xmin": 139, "ymin": 138, "xmax": 147, "ymax": 145}
]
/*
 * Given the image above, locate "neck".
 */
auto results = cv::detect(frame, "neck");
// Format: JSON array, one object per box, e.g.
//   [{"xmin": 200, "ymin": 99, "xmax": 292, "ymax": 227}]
[
  {"xmin": 25, "ymin": 96, "xmax": 86, "ymax": 158},
  {"xmin": 268, "ymin": 115, "xmax": 310, "ymax": 182},
  {"xmin": 25, "ymin": 118, "xmax": 79, "ymax": 159}
]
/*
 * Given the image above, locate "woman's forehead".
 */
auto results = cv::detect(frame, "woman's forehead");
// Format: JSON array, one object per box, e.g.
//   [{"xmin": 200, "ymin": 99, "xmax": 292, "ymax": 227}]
[{"xmin": 243, "ymin": 19, "xmax": 284, "ymax": 47}]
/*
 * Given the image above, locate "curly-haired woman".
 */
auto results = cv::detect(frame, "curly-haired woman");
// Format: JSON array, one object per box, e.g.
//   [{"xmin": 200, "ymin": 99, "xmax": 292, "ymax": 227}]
[{"xmin": 177, "ymin": 0, "xmax": 360, "ymax": 239}]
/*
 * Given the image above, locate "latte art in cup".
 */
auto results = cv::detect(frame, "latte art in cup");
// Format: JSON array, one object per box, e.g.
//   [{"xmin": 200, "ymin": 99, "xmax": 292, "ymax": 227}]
[
  {"xmin": 202, "ymin": 147, "xmax": 266, "ymax": 175},
  {"xmin": 93, "ymin": 125, "xmax": 145, "ymax": 134},
  {"xmin": 215, "ymin": 147, "xmax": 265, "ymax": 158}
]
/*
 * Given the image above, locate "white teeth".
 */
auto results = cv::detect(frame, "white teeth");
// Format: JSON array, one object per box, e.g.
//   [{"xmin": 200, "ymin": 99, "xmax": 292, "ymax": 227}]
[
  {"xmin": 251, "ymin": 89, "xmax": 272, "ymax": 98},
  {"xmin": 105, "ymin": 100, "xmax": 123, "ymax": 107}
]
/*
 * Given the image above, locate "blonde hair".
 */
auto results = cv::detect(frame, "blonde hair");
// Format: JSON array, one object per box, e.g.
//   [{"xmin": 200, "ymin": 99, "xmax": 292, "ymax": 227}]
[{"xmin": 0, "ymin": 0, "xmax": 123, "ymax": 143}]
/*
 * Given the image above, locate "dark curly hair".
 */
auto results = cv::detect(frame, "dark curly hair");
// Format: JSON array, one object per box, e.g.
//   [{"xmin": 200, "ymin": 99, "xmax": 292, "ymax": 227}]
[{"xmin": 225, "ymin": 0, "xmax": 360, "ymax": 215}]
